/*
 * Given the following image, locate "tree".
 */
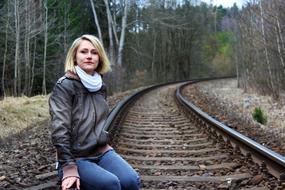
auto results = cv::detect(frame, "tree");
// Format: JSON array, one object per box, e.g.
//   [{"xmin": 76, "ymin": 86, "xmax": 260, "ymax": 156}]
[
  {"xmin": 42, "ymin": 0, "xmax": 48, "ymax": 95},
  {"xmin": 1, "ymin": 0, "xmax": 10, "ymax": 97},
  {"xmin": 13, "ymin": 0, "xmax": 20, "ymax": 96},
  {"xmin": 90, "ymin": 0, "xmax": 103, "ymax": 43}
]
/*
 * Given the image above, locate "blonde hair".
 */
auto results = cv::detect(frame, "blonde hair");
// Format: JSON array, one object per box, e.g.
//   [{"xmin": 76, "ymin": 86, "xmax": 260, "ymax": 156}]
[{"xmin": 64, "ymin": 34, "xmax": 111, "ymax": 74}]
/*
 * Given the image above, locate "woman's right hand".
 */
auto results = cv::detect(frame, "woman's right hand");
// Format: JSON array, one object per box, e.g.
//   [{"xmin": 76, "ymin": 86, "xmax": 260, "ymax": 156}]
[{"xmin": 61, "ymin": 176, "xmax": 80, "ymax": 190}]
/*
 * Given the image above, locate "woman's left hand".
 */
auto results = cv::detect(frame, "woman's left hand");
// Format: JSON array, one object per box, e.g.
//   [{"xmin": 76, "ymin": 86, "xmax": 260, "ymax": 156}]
[{"xmin": 61, "ymin": 176, "xmax": 80, "ymax": 190}]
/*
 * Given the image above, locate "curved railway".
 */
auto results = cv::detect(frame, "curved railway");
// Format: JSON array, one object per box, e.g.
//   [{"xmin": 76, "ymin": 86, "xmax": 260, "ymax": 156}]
[
  {"xmin": 5, "ymin": 79, "xmax": 284, "ymax": 189},
  {"xmin": 111, "ymin": 83, "xmax": 283, "ymax": 190}
]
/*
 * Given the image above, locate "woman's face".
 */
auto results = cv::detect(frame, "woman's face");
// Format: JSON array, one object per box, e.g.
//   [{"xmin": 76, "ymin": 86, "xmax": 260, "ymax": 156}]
[{"xmin": 75, "ymin": 40, "xmax": 99, "ymax": 75}]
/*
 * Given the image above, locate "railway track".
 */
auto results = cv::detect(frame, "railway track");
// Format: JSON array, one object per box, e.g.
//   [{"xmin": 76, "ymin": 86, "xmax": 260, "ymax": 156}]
[
  {"xmin": 13, "ymin": 79, "xmax": 285, "ymax": 189},
  {"xmin": 111, "ymin": 83, "xmax": 283, "ymax": 189}
]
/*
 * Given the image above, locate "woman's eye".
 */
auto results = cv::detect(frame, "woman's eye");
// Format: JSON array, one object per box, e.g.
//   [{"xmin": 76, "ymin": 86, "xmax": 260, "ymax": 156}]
[{"xmin": 92, "ymin": 51, "xmax": 98, "ymax": 54}]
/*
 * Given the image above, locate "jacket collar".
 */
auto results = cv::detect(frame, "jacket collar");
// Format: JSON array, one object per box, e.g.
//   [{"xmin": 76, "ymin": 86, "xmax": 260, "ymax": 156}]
[{"xmin": 65, "ymin": 70, "xmax": 80, "ymax": 81}]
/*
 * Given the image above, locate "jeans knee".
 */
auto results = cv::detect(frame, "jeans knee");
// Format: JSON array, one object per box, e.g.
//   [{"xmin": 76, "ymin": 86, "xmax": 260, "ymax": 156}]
[
  {"xmin": 108, "ymin": 176, "xmax": 121, "ymax": 190},
  {"xmin": 120, "ymin": 173, "xmax": 140, "ymax": 190},
  {"xmin": 81, "ymin": 175, "xmax": 120, "ymax": 190}
]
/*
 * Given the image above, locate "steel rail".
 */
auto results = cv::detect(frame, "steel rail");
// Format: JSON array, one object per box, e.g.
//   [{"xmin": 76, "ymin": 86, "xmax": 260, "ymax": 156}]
[
  {"xmin": 24, "ymin": 80, "xmax": 190, "ymax": 190},
  {"xmin": 176, "ymin": 80, "xmax": 285, "ymax": 181},
  {"xmin": 104, "ymin": 76, "xmax": 234, "ymax": 132},
  {"xmin": 28, "ymin": 76, "xmax": 285, "ymax": 190},
  {"xmin": 104, "ymin": 80, "xmax": 190, "ymax": 132}
]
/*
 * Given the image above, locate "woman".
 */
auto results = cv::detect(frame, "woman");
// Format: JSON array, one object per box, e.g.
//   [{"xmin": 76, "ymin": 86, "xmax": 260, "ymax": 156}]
[{"xmin": 49, "ymin": 34, "xmax": 140, "ymax": 190}]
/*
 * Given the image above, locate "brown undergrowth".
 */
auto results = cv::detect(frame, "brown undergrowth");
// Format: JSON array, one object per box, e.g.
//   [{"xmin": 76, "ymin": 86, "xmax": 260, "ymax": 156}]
[
  {"xmin": 182, "ymin": 79, "xmax": 285, "ymax": 156},
  {"xmin": 0, "ymin": 96, "xmax": 49, "ymax": 141},
  {"xmin": 0, "ymin": 87, "xmax": 145, "ymax": 145}
]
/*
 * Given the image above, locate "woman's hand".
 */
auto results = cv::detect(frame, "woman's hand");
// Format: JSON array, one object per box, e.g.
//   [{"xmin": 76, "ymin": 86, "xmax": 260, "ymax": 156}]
[{"xmin": 61, "ymin": 176, "xmax": 80, "ymax": 190}]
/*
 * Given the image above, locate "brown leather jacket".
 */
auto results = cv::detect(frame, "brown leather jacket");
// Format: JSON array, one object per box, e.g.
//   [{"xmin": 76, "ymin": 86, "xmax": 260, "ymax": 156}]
[{"xmin": 49, "ymin": 72, "xmax": 109, "ymax": 169}]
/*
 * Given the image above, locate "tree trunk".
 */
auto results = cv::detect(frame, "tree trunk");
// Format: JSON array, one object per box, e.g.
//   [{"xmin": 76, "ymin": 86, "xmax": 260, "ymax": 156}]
[
  {"xmin": 14, "ymin": 0, "xmax": 20, "ymax": 96},
  {"xmin": 104, "ymin": 0, "xmax": 115, "ymax": 64},
  {"xmin": 111, "ymin": 9, "xmax": 119, "ymax": 46},
  {"xmin": 117, "ymin": 0, "xmax": 128, "ymax": 66},
  {"xmin": 151, "ymin": 32, "xmax": 157, "ymax": 80},
  {"xmin": 275, "ymin": 22, "xmax": 285, "ymax": 74},
  {"xmin": 30, "ymin": 37, "xmax": 37, "ymax": 95},
  {"xmin": 24, "ymin": 0, "xmax": 31, "ymax": 96},
  {"xmin": 89, "ymin": 0, "xmax": 103, "ymax": 43},
  {"xmin": 259, "ymin": 0, "xmax": 277, "ymax": 98},
  {"xmin": 2, "ymin": 0, "xmax": 10, "ymax": 98},
  {"xmin": 42, "ymin": 0, "xmax": 48, "ymax": 95},
  {"xmin": 63, "ymin": 0, "xmax": 69, "ymax": 55},
  {"xmin": 273, "ymin": 1, "xmax": 285, "ymax": 74}
]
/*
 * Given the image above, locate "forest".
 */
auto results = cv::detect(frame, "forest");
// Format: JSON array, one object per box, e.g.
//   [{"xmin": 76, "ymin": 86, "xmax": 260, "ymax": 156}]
[{"xmin": 0, "ymin": 0, "xmax": 284, "ymax": 99}]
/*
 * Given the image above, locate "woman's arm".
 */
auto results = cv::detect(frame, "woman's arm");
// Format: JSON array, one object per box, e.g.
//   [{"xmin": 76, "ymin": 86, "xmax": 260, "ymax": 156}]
[{"xmin": 49, "ymin": 79, "xmax": 80, "ymax": 181}]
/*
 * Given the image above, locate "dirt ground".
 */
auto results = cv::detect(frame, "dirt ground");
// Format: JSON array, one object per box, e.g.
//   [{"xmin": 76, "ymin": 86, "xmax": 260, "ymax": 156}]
[{"xmin": 182, "ymin": 79, "xmax": 285, "ymax": 156}]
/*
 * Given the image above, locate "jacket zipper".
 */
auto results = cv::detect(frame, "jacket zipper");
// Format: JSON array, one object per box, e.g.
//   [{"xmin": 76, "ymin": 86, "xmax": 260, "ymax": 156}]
[{"xmin": 90, "ymin": 94, "xmax": 97, "ymax": 132}]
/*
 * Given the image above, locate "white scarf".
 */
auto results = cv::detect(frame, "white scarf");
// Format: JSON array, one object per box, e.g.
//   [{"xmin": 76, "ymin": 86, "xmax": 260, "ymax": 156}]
[{"xmin": 75, "ymin": 66, "xmax": 102, "ymax": 92}]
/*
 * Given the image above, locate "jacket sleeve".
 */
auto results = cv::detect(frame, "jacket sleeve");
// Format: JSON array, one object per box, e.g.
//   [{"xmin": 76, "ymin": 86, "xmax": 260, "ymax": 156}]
[{"xmin": 49, "ymin": 80, "xmax": 79, "ymax": 179}]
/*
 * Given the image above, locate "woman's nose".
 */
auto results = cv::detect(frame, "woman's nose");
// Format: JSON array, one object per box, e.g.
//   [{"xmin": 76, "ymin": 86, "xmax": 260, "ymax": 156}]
[{"xmin": 87, "ymin": 52, "xmax": 92, "ymax": 58}]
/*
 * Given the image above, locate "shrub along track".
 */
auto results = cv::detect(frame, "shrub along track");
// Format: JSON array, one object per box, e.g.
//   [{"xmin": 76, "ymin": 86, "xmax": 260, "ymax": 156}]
[{"xmin": 112, "ymin": 84, "xmax": 280, "ymax": 189}]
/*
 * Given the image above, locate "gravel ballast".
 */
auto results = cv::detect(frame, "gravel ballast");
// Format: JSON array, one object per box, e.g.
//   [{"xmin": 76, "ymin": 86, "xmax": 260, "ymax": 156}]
[{"xmin": 182, "ymin": 79, "xmax": 285, "ymax": 156}]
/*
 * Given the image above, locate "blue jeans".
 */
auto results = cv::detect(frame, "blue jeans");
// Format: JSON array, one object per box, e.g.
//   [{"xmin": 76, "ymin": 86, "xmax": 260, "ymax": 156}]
[{"xmin": 58, "ymin": 150, "xmax": 140, "ymax": 190}]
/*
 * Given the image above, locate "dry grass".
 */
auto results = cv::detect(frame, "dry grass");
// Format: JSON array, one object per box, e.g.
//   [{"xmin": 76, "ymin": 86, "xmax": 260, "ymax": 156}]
[
  {"xmin": 0, "ymin": 86, "xmax": 144, "ymax": 142},
  {"xmin": 198, "ymin": 79, "xmax": 285, "ymax": 139},
  {"xmin": 0, "ymin": 95, "xmax": 50, "ymax": 140}
]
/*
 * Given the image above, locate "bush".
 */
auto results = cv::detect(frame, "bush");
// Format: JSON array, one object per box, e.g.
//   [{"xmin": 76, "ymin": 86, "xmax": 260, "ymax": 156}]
[{"xmin": 252, "ymin": 107, "xmax": 267, "ymax": 124}]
